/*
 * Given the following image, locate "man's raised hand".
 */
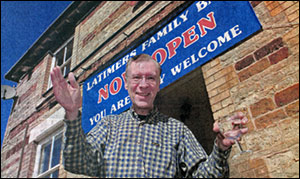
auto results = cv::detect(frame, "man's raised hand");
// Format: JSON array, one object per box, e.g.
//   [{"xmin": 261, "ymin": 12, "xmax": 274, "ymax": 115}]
[{"xmin": 50, "ymin": 66, "xmax": 82, "ymax": 120}]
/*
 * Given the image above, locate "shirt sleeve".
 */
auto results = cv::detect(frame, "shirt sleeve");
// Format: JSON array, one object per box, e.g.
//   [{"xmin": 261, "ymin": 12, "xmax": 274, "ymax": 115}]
[
  {"xmin": 63, "ymin": 111, "xmax": 109, "ymax": 177},
  {"xmin": 178, "ymin": 125, "xmax": 231, "ymax": 178}
]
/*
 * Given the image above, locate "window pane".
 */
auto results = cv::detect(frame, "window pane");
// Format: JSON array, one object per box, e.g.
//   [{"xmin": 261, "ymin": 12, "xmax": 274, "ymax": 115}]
[
  {"xmin": 66, "ymin": 39, "xmax": 73, "ymax": 61},
  {"xmin": 51, "ymin": 135, "xmax": 62, "ymax": 168},
  {"xmin": 66, "ymin": 39, "xmax": 73, "ymax": 60},
  {"xmin": 64, "ymin": 62, "xmax": 71, "ymax": 76},
  {"xmin": 56, "ymin": 49, "xmax": 64, "ymax": 66},
  {"xmin": 47, "ymin": 37, "xmax": 73, "ymax": 92},
  {"xmin": 51, "ymin": 169, "xmax": 59, "ymax": 178},
  {"xmin": 40, "ymin": 141, "xmax": 51, "ymax": 174}
]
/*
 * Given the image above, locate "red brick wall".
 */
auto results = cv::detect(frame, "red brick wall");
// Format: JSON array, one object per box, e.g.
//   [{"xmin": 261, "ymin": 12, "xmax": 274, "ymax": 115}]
[
  {"xmin": 202, "ymin": 1, "xmax": 299, "ymax": 178},
  {"xmin": 1, "ymin": 52, "xmax": 53, "ymax": 177}
]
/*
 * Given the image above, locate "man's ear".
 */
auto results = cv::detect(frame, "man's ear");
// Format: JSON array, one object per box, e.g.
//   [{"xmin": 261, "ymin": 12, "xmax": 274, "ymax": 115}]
[{"xmin": 124, "ymin": 77, "xmax": 128, "ymax": 90}]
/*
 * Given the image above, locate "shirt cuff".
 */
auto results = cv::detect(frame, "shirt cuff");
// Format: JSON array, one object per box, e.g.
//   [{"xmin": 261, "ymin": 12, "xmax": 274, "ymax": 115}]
[
  {"xmin": 63, "ymin": 110, "xmax": 82, "ymax": 138},
  {"xmin": 212, "ymin": 139, "xmax": 231, "ymax": 161}
]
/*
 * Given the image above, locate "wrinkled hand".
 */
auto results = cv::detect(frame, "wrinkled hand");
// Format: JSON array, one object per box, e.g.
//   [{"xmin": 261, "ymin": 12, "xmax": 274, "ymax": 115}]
[
  {"xmin": 213, "ymin": 112, "xmax": 249, "ymax": 151},
  {"xmin": 50, "ymin": 66, "xmax": 82, "ymax": 120}
]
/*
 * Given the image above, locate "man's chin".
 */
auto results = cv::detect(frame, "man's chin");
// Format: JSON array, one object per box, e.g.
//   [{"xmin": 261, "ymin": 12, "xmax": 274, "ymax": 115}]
[{"xmin": 133, "ymin": 102, "xmax": 153, "ymax": 111}]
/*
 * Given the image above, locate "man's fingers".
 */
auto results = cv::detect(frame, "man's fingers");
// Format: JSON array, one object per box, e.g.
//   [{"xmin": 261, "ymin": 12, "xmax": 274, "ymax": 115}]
[
  {"xmin": 51, "ymin": 67, "xmax": 62, "ymax": 88},
  {"xmin": 229, "ymin": 112, "xmax": 244, "ymax": 120},
  {"xmin": 240, "ymin": 127, "xmax": 248, "ymax": 134},
  {"xmin": 55, "ymin": 66, "xmax": 64, "ymax": 81},
  {"xmin": 50, "ymin": 70, "xmax": 57, "ymax": 85},
  {"xmin": 68, "ymin": 72, "xmax": 79, "ymax": 89},
  {"xmin": 51, "ymin": 67, "xmax": 70, "ymax": 94}
]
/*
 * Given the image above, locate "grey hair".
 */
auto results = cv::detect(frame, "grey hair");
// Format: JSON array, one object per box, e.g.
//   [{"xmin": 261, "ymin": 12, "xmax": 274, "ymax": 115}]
[{"xmin": 125, "ymin": 54, "xmax": 162, "ymax": 79}]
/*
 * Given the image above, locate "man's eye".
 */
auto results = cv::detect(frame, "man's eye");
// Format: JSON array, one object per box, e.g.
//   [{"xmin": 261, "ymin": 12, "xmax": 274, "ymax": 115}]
[{"xmin": 133, "ymin": 76, "xmax": 141, "ymax": 80}]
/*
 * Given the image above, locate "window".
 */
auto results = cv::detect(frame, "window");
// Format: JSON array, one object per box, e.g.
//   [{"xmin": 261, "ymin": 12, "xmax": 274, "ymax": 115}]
[
  {"xmin": 35, "ymin": 129, "xmax": 63, "ymax": 178},
  {"xmin": 47, "ymin": 36, "xmax": 74, "ymax": 90}
]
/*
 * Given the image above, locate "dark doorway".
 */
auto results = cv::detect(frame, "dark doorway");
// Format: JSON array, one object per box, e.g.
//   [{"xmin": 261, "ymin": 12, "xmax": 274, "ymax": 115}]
[{"xmin": 155, "ymin": 67, "xmax": 216, "ymax": 154}]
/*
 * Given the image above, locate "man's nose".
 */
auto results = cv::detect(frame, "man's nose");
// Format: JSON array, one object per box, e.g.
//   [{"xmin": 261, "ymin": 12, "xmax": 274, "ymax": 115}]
[{"xmin": 139, "ymin": 77, "xmax": 149, "ymax": 87}]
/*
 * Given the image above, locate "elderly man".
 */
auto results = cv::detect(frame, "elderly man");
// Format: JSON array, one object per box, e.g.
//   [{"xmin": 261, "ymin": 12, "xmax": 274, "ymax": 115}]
[{"xmin": 50, "ymin": 54, "xmax": 248, "ymax": 178}]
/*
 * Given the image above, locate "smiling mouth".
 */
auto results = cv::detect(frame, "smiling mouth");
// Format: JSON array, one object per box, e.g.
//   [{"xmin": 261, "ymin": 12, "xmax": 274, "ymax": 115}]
[{"xmin": 136, "ymin": 92, "xmax": 150, "ymax": 97}]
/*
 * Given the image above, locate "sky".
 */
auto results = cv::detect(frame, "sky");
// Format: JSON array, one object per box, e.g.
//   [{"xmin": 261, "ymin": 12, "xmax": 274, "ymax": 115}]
[{"xmin": 1, "ymin": 1, "xmax": 72, "ymax": 146}]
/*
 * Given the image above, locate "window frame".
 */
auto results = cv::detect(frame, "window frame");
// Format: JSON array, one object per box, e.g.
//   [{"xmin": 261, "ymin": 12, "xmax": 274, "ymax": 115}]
[
  {"xmin": 47, "ymin": 36, "xmax": 74, "ymax": 90},
  {"xmin": 34, "ymin": 127, "xmax": 64, "ymax": 178}
]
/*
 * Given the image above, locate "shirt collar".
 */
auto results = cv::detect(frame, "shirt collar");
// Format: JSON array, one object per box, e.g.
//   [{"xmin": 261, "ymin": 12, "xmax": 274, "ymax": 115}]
[{"xmin": 130, "ymin": 106, "xmax": 159, "ymax": 124}]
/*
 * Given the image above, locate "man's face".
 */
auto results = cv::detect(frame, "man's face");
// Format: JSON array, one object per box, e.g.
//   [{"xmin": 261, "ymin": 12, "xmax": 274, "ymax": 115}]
[{"xmin": 125, "ymin": 60, "xmax": 160, "ymax": 115}]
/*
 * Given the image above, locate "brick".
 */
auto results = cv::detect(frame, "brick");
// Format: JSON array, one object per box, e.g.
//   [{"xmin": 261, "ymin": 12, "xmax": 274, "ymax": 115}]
[
  {"xmin": 285, "ymin": 100, "xmax": 299, "ymax": 117},
  {"xmin": 214, "ymin": 65, "xmax": 235, "ymax": 79},
  {"xmin": 287, "ymin": 10, "xmax": 299, "ymax": 22},
  {"xmin": 254, "ymin": 166, "xmax": 269, "ymax": 177},
  {"xmin": 218, "ymin": 77, "xmax": 239, "ymax": 93},
  {"xmin": 24, "ymin": 143, "xmax": 37, "ymax": 178},
  {"xmin": 209, "ymin": 58, "xmax": 220, "ymax": 68},
  {"xmin": 283, "ymin": 26, "xmax": 299, "ymax": 42},
  {"xmin": 250, "ymin": 98, "xmax": 276, "ymax": 118},
  {"xmin": 33, "ymin": 59, "xmax": 45, "ymax": 72},
  {"xmin": 269, "ymin": 47, "xmax": 289, "ymax": 64},
  {"xmin": 6, "ymin": 136, "xmax": 29, "ymax": 159},
  {"xmin": 230, "ymin": 164, "xmax": 240, "ymax": 177},
  {"xmin": 2, "ymin": 156, "xmax": 20, "ymax": 172},
  {"xmin": 251, "ymin": 1, "xmax": 262, "ymax": 8},
  {"xmin": 284, "ymin": 2, "xmax": 299, "ymax": 16},
  {"xmin": 201, "ymin": 62, "xmax": 211, "ymax": 73},
  {"xmin": 237, "ymin": 58, "xmax": 271, "ymax": 82},
  {"xmin": 270, "ymin": 5, "xmax": 283, "ymax": 16},
  {"xmin": 18, "ymin": 83, "xmax": 37, "ymax": 104},
  {"xmin": 277, "ymin": 118, "xmax": 299, "ymax": 144},
  {"xmin": 204, "ymin": 63, "xmax": 222, "ymax": 79},
  {"xmin": 288, "ymin": 35, "xmax": 300, "ymax": 47},
  {"xmin": 204, "ymin": 75, "xmax": 214, "ymax": 86},
  {"xmin": 245, "ymin": 118, "xmax": 255, "ymax": 133},
  {"xmin": 264, "ymin": 1, "xmax": 273, "ymax": 6},
  {"xmin": 254, "ymin": 38, "xmax": 284, "ymax": 60},
  {"xmin": 210, "ymin": 90, "xmax": 230, "ymax": 105},
  {"xmin": 255, "ymin": 109, "xmax": 287, "ymax": 129},
  {"xmin": 211, "ymin": 103, "xmax": 222, "ymax": 112},
  {"xmin": 249, "ymin": 158, "xmax": 266, "ymax": 169},
  {"xmin": 80, "ymin": 2, "xmax": 106, "ymax": 26},
  {"xmin": 206, "ymin": 76, "xmax": 227, "ymax": 91},
  {"xmin": 42, "ymin": 54, "xmax": 53, "ymax": 94},
  {"xmin": 290, "ymin": 44, "xmax": 299, "ymax": 55},
  {"xmin": 201, "ymin": 61, "xmax": 212, "ymax": 73},
  {"xmin": 266, "ymin": 1, "xmax": 281, "ymax": 11},
  {"xmin": 224, "ymin": 71, "xmax": 237, "ymax": 82},
  {"xmin": 221, "ymin": 97, "xmax": 232, "ymax": 108},
  {"xmin": 235, "ymin": 55, "xmax": 255, "ymax": 71},
  {"xmin": 281, "ymin": 1, "xmax": 295, "ymax": 11},
  {"xmin": 108, "ymin": 2, "xmax": 128, "ymax": 19},
  {"xmin": 10, "ymin": 122, "xmax": 27, "ymax": 139},
  {"xmin": 275, "ymin": 83, "xmax": 299, "ymax": 107},
  {"xmin": 237, "ymin": 160, "xmax": 251, "ymax": 172},
  {"xmin": 208, "ymin": 88, "xmax": 218, "ymax": 98},
  {"xmin": 241, "ymin": 170, "xmax": 256, "ymax": 178}
]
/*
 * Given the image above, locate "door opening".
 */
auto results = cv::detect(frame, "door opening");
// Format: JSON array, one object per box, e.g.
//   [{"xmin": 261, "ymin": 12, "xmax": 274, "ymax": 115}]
[{"xmin": 155, "ymin": 67, "xmax": 216, "ymax": 153}]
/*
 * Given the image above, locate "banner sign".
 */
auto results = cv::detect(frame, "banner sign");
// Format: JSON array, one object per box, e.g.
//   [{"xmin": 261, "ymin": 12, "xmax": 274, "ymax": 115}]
[{"xmin": 82, "ymin": 1, "xmax": 261, "ymax": 133}]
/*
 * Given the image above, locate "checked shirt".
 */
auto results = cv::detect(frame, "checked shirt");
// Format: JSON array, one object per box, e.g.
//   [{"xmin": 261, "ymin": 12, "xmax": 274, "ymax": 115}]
[{"xmin": 63, "ymin": 107, "xmax": 231, "ymax": 178}]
